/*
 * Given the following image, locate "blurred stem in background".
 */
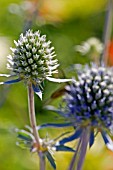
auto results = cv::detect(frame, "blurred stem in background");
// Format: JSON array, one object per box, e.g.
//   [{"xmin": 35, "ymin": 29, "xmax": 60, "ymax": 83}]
[
  {"xmin": 101, "ymin": 0, "xmax": 113, "ymax": 65},
  {"xmin": 23, "ymin": 0, "xmax": 42, "ymax": 33}
]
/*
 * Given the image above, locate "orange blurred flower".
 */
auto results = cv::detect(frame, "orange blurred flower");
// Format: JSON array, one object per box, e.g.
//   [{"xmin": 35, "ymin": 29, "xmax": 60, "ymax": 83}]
[{"xmin": 108, "ymin": 40, "xmax": 113, "ymax": 66}]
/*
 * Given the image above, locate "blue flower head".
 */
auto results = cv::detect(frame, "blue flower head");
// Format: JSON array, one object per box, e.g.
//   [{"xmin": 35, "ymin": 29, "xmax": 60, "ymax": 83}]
[
  {"xmin": 64, "ymin": 64, "xmax": 113, "ymax": 129},
  {"xmin": 40, "ymin": 64, "xmax": 113, "ymax": 148},
  {"xmin": 60, "ymin": 63, "xmax": 113, "ymax": 149},
  {"xmin": 40, "ymin": 63, "xmax": 113, "ymax": 169}
]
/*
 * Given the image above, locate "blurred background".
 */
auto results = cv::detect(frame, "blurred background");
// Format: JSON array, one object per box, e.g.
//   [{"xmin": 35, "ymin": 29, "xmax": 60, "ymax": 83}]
[{"xmin": 0, "ymin": 0, "xmax": 113, "ymax": 170}]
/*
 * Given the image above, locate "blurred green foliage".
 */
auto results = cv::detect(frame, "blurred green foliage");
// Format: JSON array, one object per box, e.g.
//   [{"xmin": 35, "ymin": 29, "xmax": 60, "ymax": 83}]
[{"xmin": 0, "ymin": 0, "xmax": 113, "ymax": 170}]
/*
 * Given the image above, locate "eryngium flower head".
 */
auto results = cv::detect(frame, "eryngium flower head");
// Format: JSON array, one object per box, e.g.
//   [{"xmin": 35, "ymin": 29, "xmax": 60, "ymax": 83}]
[
  {"xmin": 54, "ymin": 63, "xmax": 113, "ymax": 169},
  {"xmin": 0, "ymin": 30, "xmax": 71, "ymax": 99},
  {"xmin": 39, "ymin": 64, "xmax": 113, "ymax": 169},
  {"xmin": 7, "ymin": 29, "xmax": 59, "ymax": 85},
  {"xmin": 64, "ymin": 64, "xmax": 113, "ymax": 129}
]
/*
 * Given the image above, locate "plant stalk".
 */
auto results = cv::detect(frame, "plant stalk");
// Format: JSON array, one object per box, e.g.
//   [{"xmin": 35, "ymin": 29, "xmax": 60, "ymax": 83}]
[
  {"xmin": 28, "ymin": 83, "xmax": 45, "ymax": 170},
  {"xmin": 76, "ymin": 128, "xmax": 90, "ymax": 170},
  {"xmin": 68, "ymin": 128, "xmax": 90, "ymax": 170},
  {"xmin": 68, "ymin": 137, "xmax": 82, "ymax": 170},
  {"xmin": 39, "ymin": 152, "xmax": 46, "ymax": 170},
  {"xmin": 28, "ymin": 83, "xmax": 40, "ymax": 144}
]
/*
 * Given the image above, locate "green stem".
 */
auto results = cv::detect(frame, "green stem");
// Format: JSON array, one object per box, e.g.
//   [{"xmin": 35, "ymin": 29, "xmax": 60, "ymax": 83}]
[{"xmin": 28, "ymin": 83, "xmax": 45, "ymax": 170}]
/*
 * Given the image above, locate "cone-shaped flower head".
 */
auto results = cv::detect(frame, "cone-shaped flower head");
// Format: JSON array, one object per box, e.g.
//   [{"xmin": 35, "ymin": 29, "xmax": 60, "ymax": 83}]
[
  {"xmin": 38, "ymin": 64, "xmax": 113, "ymax": 169},
  {"xmin": 48, "ymin": 64, "xmax": 113, "ymax": 151},
  {"xmin": 0, "ymin": 30, "xmax": 72, "ymax": 99},
  {"xmin": 64, "ymin": 64, "xmax": 113, "ymax": 129},
  {"xmin": 7, "ymin": 29, "xmax": 59, "ymax": 85},
  {"xmin": 0, "ymin": 30, "xmax": 71, "ymax": 99},
  {"xmin": 55, "ymin": 63, "xmax": 113, "ymax": 169}
]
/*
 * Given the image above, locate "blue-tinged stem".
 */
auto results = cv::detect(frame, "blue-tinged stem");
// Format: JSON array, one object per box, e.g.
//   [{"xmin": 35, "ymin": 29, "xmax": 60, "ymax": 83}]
[
  {"xmin": 68, "ymin": 127, "xmax": 90, "ymax": 170},
  {"xmin": 28, "ymin": 83, "xmax": 45, "ymax": 170},
  {"xmin": 76, "ymin": 127, "xmax": 90, "ymax": 170},
  {"xmin": 68, "ymin": 136, "xmax": 82, "ymax": 170}
]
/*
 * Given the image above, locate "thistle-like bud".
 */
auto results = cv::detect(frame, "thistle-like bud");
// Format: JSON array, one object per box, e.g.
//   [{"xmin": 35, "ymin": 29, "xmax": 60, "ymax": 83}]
[
  {"xmin": 7, "ymin": 29, "xmax": 59, "ymax": 85},
  {"xmin": 16, "ymin": 128, "xmax": 74, "ymax": 169},
  {"xmin": 0, "ymin": 29, "xmax": 71, "ymax": 99},
  {"xmin": 64, "ymin": 64, "xmax": 113, "ymax": 129}
]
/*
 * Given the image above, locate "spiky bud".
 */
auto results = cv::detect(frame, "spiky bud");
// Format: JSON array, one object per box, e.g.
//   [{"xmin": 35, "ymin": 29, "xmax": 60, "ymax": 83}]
[
  {"xmin": 64, "ymin": 64, "xmax": 113, "ymax": 129},
  {"xmin": 7, "ymin": 29, "xmax": 59, "ymax": 85}
]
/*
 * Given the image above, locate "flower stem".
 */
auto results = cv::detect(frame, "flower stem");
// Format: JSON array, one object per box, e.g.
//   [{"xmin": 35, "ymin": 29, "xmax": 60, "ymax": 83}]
[
  {"xmin": 68, "ymin": 137, "xmax": 82, "ymax": 170},
  {"xmin": 39, "ymin": 152, "xmax": 46, "ymax": 170},
  {"xmin": 28, "ymin": 83, "xmax": 40, "ymax": 144},
  {"xmin": 101, "ymin": 0, "xmax": 113, "ymax": 65},
  {"xmin": 28, "ymin": 83, "xmax": 45, "ymax": 170},
  {"xmin": 68, "ymin": 128, "xmax": 90, "ymax": 170},
  {"xmin": 76, "ymin": 128, "xmax": 90, "ymax": 170}
]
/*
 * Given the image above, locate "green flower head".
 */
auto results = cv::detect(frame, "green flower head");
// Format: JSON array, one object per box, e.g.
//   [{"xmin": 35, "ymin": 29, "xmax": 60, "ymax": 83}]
[
  {"xmin": 7, "ymin": 29, "xmax": 59, "ymax": 85},
  {"xmin": 0, "ymin": 29, "xmax": 71, "ymax": 99}
]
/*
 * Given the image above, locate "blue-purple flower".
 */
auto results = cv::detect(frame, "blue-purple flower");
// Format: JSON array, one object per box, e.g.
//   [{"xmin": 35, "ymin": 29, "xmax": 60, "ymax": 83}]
[
  {"xmin": 40, "ymin": 63, "xmax": 113, "ymax": 169},
  {"xmin": 65, "ymin": 66, "xmax": 113, "ymax": 127}
]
